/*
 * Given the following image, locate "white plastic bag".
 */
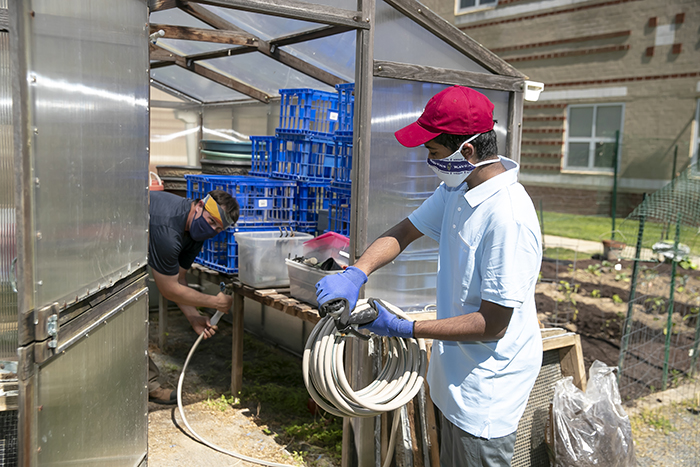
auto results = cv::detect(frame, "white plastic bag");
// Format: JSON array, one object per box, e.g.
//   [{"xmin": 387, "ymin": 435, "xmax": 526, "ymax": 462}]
[{"xmin": 550, "ymin": 360, "xmax": 636, "ymax": 467}]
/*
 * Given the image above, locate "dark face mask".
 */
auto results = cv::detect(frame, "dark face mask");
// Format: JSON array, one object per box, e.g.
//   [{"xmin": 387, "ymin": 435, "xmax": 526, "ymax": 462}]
[{"xmin": 189, "ymin": 213, "xmax": 217, "ymax": 241}]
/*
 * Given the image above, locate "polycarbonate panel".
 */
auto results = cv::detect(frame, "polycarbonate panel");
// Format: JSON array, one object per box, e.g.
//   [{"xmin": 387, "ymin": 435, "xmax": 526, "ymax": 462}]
[
  {"xmin": 374, "ymin": 1, "xmax": 490, "ymax": 73},
  {"xmin": 198, "ymin": 5, "xmax": 329, "ymax": 41},
  {"xmin": 151, "ymin": 65, "xmax": 248, "ymax": 102},
  {"xmin": 365, "ymin": 78, "xmax": 511, "ymax": 311},
  {"xmin": 36, "ymin": 291, "xmax": 148, "ymax": 467},
  {"xmin": 0, "ymin": 31, "xmax": 16, "ymax": 359},
  {"xmin": 205, "ymin": 52, "xmax": 339, "ymax": 96},
  {"xmin": 24, "ymin": 1, "xmax": 149, "ymax": 309}
]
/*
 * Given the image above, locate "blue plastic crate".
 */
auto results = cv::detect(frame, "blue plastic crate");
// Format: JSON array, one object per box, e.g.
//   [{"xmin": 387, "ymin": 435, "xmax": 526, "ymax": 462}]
[
  {"xmin": 250, "ymin": 136, "xmax": 280, "ymax": 177},
  {"xmin": 295, "ymin": 181, "xmax": 330, "ymax": 225},
  {"xmin": 278, "ymin": 88, "xmax": 339, "ymax": 137},
  {"xmin": 186, "ymin": 174, "xmax": 298, "ymax": 227},
  {"xmin": 195, "ymin": 226, "xmax": 281, "ymax": 274},
  {"xmin": 333, "ymin": 133, "xmax": 353, "ymax": 185},
  {"xmin": 295, "ymin": 221, "xmax": 319, "ymax": 236},
  {"xmin": 272, "ymin": 133, "xmax": 336, "ymax": 182},
  {"xmin": 327, "ymin": 182, "xmax": 351, "ymax": 236},
  {"xmin": 335, "ymin": 83, "xmax": 354, "ymax": 135}
]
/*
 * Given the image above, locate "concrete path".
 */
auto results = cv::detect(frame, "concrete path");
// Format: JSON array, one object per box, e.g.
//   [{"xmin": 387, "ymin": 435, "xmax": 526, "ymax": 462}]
[{"xmin": 543, "ymin": 235, "xmax": 603, "ymax": 254}]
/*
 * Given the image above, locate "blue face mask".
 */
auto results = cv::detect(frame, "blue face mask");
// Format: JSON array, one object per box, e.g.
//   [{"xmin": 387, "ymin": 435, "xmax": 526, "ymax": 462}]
[
  {"xmin": 189, "ymin": 213, "xmax": 217, "ymax": 241},
  {"xmin": 426, "ymin": 133, "xmax": 500, "ymax": 187}
]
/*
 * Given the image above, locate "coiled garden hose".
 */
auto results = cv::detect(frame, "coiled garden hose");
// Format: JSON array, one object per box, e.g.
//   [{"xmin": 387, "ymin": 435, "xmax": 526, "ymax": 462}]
[{"xmin": 302, "ymin": 299, "xmax": 428, "ymax": 467}]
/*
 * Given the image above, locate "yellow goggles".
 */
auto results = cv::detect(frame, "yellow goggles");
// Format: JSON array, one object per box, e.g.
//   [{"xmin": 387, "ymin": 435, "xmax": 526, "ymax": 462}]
[{"xmin": 203, "ymin": 194, "xmax": 234, "ymax": 229}]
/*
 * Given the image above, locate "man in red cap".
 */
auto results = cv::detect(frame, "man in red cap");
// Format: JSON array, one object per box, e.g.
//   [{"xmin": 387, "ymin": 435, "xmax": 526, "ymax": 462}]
[{"xmin": 316, "ymin": 86, "xmax": 543, "ymax": 466}]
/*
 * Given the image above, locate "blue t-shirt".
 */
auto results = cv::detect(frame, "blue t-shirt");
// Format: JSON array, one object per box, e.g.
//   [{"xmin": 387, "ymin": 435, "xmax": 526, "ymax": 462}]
[
  {"xmin": 148, "ymin": 191, "xmax": 203, "ymax": 276},
  {"xmin": 408, "ymin": 156, "xmax": 543, "ymax": 438}
]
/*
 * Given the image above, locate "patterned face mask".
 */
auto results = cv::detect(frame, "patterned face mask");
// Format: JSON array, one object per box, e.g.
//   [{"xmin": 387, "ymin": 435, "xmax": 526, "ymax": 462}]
[{"xmin": 426, "ymin": 134, "xmax": 499, "ymax": 187}]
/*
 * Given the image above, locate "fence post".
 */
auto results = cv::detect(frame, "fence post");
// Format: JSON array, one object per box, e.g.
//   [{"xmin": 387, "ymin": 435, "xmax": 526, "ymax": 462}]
[
  {"xmin": 665, "ymin": 145, "xmax": 678, "ymax": 240},
  {"xmin": 539, "ymin": 200, "xmax": 545, "ymax": 251},
  {"xmin": 691, "ymin": 308, "xmax": 700, "ymax": 377},
  {"xmin": 662, "ymin": 212, "xmax": 682, "ymax": 390},
  {"xmin": 618, "ymin": 196, "xmax": 646, "ymax": 385},
  {"xmin": 611, "ymin": 130, "xmax": 619, "ymax": 240}
]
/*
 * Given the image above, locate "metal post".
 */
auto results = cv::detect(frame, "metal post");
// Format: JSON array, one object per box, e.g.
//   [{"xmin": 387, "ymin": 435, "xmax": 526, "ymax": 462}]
[
  {"xmin": 662, "ymin": 213, "xmax": 681, "ymax": 390},
  {"xmin": 611, "ymin": 130, "xmax": 619, "ymax": 240},
  {"xmin": 618, "ymin": 195, "xmax": 646, "ymax": 384},
  {"xmin": 539, "ymin": 200, "xmax": 545, "ymax": 251},
  {"xmin": 666, "ymin": 146, "xmax": 678, "ymax": 240},
  {"xmin": 691, "ymin": 306, "xmax": 700, "ymax": 377}
]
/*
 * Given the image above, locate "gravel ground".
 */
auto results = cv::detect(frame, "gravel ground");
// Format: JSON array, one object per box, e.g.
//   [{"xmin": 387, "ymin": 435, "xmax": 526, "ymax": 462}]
[{"xmin": 627, "ymin": 381, "xmax": 700, "ymax": 466}]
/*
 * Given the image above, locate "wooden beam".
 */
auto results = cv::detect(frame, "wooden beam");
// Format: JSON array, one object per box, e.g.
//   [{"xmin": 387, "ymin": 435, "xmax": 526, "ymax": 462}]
[
  {"xmin": 181, "ymin": 1, "xmax": 347, "ymax": 87},
  {"xmin": 149, "ymin": 0, "xmax": 179, "ymax": 11},
  {"xmin": 382, "ymin": 0, "xmax": 527, "ymax": 78},
  {"xmin": 258, "ymin": 42, "xmax": 348, "ymax": 87},
  {"xmin": 182, "ymin": 45, "xmax": 256, "ymax": 62},
  {"xmin": 150, "ymin": 45, "xmax": 271, "ymax": 102},
  {"xmin": 185, "ymin": 60, "xmax": 271, "ymax": 103},
  {"xmin": 149, "ymin": 23, "xmax": 258, "ymax": 46},
  {"xmin": 231, "ymin": 292, "xmax": 244, "ymax": 396},
  {"xmin": 270, "ymin": 24, "xmax": 355, "ymax": 48},
  {"xmin": 149, "ymin": 43, "xmax": 178, "ymax": 62},
  {"xmin": 192, "ymin": 0, "xmax": 369, "ymax": 30},
  {"xmin": 179, "ymin": 2, "xmax": 248, "ymax": 32},
  {"xmin": 374, "ymin": 60, "xmax": 524, "ymax": 93}
]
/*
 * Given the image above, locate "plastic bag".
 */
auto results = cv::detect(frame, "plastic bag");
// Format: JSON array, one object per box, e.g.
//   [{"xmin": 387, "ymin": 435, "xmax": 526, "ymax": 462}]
[{"xmin": 549, "ymin": 360, "xmax": 636, "ymax": 467}]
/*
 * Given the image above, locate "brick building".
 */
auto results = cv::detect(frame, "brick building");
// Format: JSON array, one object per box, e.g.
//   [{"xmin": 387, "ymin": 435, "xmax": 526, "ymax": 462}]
[{"xmin": 421, "ymin": 0, "xmax": 699, "ymax": 216}]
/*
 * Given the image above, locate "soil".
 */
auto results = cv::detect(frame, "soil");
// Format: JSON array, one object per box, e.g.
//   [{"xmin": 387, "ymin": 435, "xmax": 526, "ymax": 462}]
[{"xmin": 537, "ymin": 257, "xmax": 700, "ymax": 402}]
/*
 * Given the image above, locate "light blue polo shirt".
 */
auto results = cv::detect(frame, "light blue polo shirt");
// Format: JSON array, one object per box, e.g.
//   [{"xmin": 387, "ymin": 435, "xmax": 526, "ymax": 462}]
[{"xmin": 408, "ymin": 156, "xmax": 543, "ymax": 439}]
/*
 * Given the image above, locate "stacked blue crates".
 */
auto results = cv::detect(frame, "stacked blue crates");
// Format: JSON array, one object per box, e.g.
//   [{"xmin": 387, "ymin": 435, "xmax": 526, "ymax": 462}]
[
  {"xmin": 185, "ymin": 174, "xmax": 298, "ymax": 274},
  {"xmin": 327, "ymin": 83, "xmax": 354, "ymax": 236},
  {"xmin": 247, "ymin": 86, "xmax": 355, "ymax": 237}
]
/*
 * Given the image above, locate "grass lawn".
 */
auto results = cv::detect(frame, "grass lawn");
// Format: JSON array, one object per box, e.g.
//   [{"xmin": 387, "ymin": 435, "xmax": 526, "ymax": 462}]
[{"xmin": 539, "ymin": 211, "xmax": 700, "ymax": 255}]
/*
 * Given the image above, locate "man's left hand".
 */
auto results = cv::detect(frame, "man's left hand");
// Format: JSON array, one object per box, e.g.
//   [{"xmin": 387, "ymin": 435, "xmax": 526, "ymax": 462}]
[
  {"xmin": 361, "ymin": 299, "xmax": 414, "ymax": 338},
  {"xmin": 188, "ymin": 314, "xmax": 217, "ymax": 339}
]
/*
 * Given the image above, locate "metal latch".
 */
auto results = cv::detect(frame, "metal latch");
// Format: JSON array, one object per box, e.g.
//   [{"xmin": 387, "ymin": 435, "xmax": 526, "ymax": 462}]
[
  {"xmin": 35, "ymin": 302, "xmax": 60, "ymax": 349},
  {"xmin": 47, "ymin": 314, "xmax": 58, "ymax": 349}
]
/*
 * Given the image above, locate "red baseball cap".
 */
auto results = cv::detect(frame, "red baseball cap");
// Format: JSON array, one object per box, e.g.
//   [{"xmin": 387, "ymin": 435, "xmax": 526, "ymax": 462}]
[{"xmin": 395, "ymin": 86, "xmax": 495, "ymax": 148}]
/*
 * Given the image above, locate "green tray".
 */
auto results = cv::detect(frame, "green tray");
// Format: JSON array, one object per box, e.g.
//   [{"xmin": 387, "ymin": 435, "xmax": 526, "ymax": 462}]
[{"xmin": 200, "ymin": 149, "xmax": 252, "ymax": 161}]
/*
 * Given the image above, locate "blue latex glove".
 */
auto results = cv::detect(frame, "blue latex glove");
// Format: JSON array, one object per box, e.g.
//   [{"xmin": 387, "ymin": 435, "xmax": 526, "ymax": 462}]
[
  {"xmin": 315, "ymin": 266, "xmax": 367, "ymax": 316},
  {"xmin": 361, "ymin": 299, "xmax": 414, "ymax": 339}
]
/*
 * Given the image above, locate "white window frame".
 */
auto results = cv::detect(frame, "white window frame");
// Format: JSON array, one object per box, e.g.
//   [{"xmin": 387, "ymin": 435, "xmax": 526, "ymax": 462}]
[
  {"xmin": 692, "ymin": 99, "xmax": 700, "ymax": 176},
  {"xmin": 564, "ymin": 103, "xmax": 625, "ymax": 173},
  {"xmin": 455, "ymin": 0, "xmax": 499, "ymax": 16}
]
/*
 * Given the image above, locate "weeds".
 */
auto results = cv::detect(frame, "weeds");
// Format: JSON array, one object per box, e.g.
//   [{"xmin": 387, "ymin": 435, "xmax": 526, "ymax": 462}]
[
  {"xmin": 557, "ymin": 280, "xmax": 580, "ymax": 320},
  {"xmin": 644, "ymin": 296, "xmax": 666, "ymax": 314},
  {"xmin": 235, "ymin": 334, "xmax": 343, "ymax": 464},
  {"xmin": 632, "ymin": 409, "xmax": 676, "ymax": 435}
]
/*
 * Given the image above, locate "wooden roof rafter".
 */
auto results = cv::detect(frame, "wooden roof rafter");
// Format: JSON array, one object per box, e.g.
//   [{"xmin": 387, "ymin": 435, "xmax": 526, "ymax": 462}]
[
  {"xmin": 148, "ymin": 1, "xmax": 350, "ymax": 95},
  {"xmin": 150, "ymin": 43, "xmax": 272, "ymax": 103},
  {"xmin": 149, "ymin": 23, "xmax": 259, "ymax": 46}
]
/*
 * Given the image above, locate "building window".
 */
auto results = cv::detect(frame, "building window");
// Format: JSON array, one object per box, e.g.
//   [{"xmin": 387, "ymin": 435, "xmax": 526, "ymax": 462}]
[
  {"xmin": 565, "ymin": 104, "xmax": 624, "ymax": 171},
  {"xmin": 456, "ymin": 0, "xmax": 497, "ymax": 14}
]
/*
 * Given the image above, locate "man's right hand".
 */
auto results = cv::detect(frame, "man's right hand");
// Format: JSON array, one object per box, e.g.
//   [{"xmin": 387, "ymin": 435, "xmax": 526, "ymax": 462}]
[
  {"xmin": 215, "ymin": 292, "xmax": 233, "ymax": 313},
  {"xmin": 315, "ymin": 266, "xmax": 367, "ymax": 315}
]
